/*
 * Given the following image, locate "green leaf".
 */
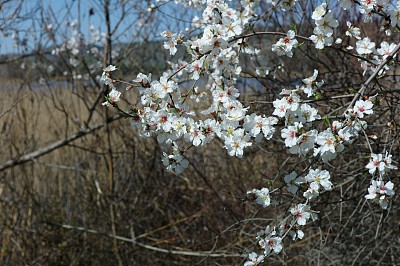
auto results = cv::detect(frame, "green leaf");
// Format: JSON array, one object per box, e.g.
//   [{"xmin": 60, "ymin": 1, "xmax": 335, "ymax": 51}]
[
  {"xmin": 324, "ymin": 115, "xmax": 331, "ymax": 127},
  {"xmin": 291, "ymin": 23, "xmax": 297, "ymax": 33},
  {"xmin": 297, "ymin": 41, "xmax": 305, "ymax": 47},
  {"xmin": 348, "ymin": 88, "xmax": 357, "ymax": 94}
]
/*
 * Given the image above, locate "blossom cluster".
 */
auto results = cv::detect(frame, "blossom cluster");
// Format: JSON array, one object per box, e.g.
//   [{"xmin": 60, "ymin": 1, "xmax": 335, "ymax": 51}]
[
  {"xmin": 365, "ymin": 153, "xmax": 397, "ymax": 209},
  {"xmin": 99, "ymin": 0, "xmax": 399, "ymax": 264},
  {"xmin": 274, "ymin": 71, "xmax": 374, "ymax": 163},
  {"xmin": 50, "ymin": 20, "xmax": 114, "ymax": 80},
  {"xmin": 310, "ymin": 3, "xmax": 338, "ymax": 50},
  {"xmin": 250, "ymin": 202, "xmax": 318, "ymax": 260},
  {"xmin": 271, "ymin": 30, "xmax": 298, "ymax": 57},
  {"xmin": 284, "ymin": 169, "xmax": 333, "ymax": 200},
  {"xmin": 245, "ymin": 166, "xmax": 331, "ymax": 257}
]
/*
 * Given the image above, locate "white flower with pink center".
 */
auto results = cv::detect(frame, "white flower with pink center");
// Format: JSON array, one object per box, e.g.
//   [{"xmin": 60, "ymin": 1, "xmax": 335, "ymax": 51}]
[{"xmin": 354, "ymin": 99, "xmax": 373, "ymax": 118}]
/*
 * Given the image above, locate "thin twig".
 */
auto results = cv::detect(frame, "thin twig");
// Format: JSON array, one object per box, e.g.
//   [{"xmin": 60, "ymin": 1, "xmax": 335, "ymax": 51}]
[
  {"xmin": 344, "ymin": 42, "xmax": 400, "ymax": 115},
  {"xmin": 0, "ymin": 114, "xmax": 124, "ymax": 172},
  {"xmin": 43, "ymin": 221, "xmax": 245, "ymax": 258}
]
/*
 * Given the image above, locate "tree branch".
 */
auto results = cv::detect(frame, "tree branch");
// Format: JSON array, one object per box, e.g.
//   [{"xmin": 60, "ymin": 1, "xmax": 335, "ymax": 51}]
[
  {"xmin": 0, "ymin": 114, "xmax": 123, "ymax": 172},
  {"xmin": 43, "ymin": 220, "xmax": 245, "ymax": 258}
]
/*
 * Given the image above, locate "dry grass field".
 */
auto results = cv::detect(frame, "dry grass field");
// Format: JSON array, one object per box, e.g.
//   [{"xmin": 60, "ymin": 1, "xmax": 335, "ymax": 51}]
[
  {"xmin": 0, "ymin": 62, "xmax": 400, "ymax": 265},
  {"xmin": 0, "ymin": 81, "xmax": 283, "ymax": 265},
  {"xmin": 1, "ymin": 75, "xmax": 399, "ymax": 265},
  {"xmin": 1, "ymin": 5, "xmax": 400, "ymax": 263},
  {"xmin": 0, "ymin": 0, "xmax": 400, "ymax": 266}
]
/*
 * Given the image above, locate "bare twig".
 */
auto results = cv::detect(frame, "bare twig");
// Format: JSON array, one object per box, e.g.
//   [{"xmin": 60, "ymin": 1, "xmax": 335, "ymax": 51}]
[
  {"xmin": 0, "ymin": 114, "xmax": 123, "ymax": 172},
  {"xmin": 344, "ymin": 42, "xmax": 400, "ymax": 115},
  {"xmin": 43, "ymin": 221, "xmax": 245, "ymax": 258}
]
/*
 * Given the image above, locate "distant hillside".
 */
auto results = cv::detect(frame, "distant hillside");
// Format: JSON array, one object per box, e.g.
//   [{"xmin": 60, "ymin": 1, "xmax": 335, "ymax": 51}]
[{"xmin": 0, "ymin": 39, "xmax": 174, "ymax": 81}]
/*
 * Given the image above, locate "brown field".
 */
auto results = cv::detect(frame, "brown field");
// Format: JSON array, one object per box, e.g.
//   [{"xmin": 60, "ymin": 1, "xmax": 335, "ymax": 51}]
[
  {"xmin": 1, "ymin": 7, "xmax": 400, "ymax": 263},
  {"xmin": 1, "ymin": 77, "xmax": 399, "ymax": 265},
  {"xmin": 0, "ymin": 83, "xmax": 281, "ymax": 265},
  {"xmin": 0, "ymin": 0, "xmax": 400, "ymax": 266}
]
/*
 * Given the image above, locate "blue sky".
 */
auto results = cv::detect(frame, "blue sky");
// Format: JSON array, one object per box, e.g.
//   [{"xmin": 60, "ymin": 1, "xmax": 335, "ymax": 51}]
[
  {"xmin": 0, "ymin": 0, "xmax": 194, "ymax": 55},
  {"xmin": 1, "ymin": 0, "xmax": 99, "ymax": 54}
]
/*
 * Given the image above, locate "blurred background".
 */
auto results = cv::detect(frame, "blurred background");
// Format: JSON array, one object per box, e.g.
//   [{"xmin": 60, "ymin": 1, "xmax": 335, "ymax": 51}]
[{"xmin": 0, "ymin": 1, "xmax": 399, "ymax": 265}]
